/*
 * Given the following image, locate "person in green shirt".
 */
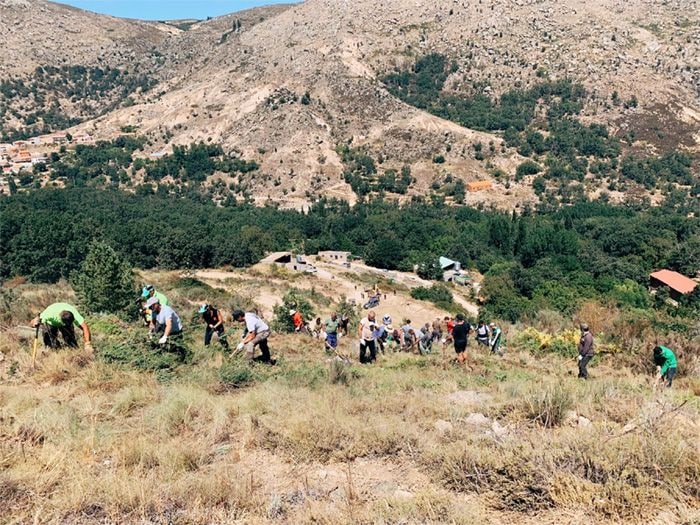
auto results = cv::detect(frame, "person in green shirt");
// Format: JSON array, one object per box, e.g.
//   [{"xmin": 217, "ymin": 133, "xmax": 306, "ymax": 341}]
[
  {"xmin": 324, "ymin": 312, "xmax": 339, "ymax": 352},
  {"xmin": 31, "ymin": 303, "xmax": 92, "ymax": 353},
  {"xmin": 141, "ymin": 285, "xmax": 168, "ymax": 327},
  {"xmin": 141, "ymin": 285, "xmax": 168, "ymax": 305},
  {"xmin": 653, "ymin": 345, "xmax": 678, "ymax": 388},
  {"xmin": 489, "ymin": 322, "xmax": 503, "ymax": 356}
]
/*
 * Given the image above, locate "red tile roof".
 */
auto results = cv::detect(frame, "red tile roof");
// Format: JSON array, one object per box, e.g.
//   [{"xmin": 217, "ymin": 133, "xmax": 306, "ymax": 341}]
[{"xmin": 650, "ymin": 269, "xmax": 697, "ymax": 295}]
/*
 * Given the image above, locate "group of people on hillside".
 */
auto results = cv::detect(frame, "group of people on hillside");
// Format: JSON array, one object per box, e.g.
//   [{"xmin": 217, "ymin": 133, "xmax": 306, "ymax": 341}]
[
  {"xmin": 356, "ymin": 312, "xmax": 503, "ymax": 364},
  {"xmin": 29, "ymin": 290, "xmax": 680, "ymax": 387}
]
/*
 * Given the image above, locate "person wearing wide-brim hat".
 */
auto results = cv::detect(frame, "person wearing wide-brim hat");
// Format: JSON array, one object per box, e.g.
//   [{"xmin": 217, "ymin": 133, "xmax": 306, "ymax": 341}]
[{"xmin": 199, "ymin": 303, "xmax": 229, "ymax": 350}]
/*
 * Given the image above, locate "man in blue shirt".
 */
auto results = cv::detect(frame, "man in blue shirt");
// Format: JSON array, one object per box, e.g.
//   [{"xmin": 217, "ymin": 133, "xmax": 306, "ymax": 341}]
[{"xmin": 145, "ymin": 297, "xmax": 182, "ymax": 344}]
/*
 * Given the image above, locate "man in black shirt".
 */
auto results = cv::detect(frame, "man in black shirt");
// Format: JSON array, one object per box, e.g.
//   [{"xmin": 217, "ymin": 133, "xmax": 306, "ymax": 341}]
[
  {"xmin": 452, "ymin": 313, "xmax": 471, "ymax": 364},
  {"xmin": 199, "ymin": 304, "xmax": 229, "ymax": 350}
]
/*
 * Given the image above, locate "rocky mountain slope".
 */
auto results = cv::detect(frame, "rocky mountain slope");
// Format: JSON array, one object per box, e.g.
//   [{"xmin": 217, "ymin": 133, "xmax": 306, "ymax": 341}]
[{"xmin": 1, "ymin": 0, "xmax": 698, "ymax": 209}]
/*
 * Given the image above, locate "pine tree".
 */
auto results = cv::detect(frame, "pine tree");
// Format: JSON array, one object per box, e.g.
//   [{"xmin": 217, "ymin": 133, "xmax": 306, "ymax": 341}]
[{"xmin": 73, "ymin": 241, "xmax": 135, "ymax": 315}]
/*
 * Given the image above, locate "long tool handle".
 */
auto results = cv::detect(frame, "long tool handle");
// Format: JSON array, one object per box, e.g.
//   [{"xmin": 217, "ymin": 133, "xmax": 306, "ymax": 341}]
[{"xmin": 31, "ymin": 324, "xmax": 39, "ymax": 367}]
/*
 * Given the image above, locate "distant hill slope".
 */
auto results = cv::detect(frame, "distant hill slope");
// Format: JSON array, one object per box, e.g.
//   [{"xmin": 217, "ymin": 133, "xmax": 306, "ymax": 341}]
[{"xmin": 1, "ymin": 0, "xmax": 698, "ymax": 209}]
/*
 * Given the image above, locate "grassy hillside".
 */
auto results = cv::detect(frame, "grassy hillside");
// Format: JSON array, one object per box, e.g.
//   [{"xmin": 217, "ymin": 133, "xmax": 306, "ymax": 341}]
[{"xmin": 1, "ymin": 273, "xmax": 698, "ymax": 524}]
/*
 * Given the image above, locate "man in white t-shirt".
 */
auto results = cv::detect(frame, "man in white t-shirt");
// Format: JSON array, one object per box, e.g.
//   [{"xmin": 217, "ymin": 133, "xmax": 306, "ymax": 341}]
[
  {"xmin": 233, "ymin": 309, "xmax": 274, "ymax": 364},
  {"xmin": 358, "ymin": 310, "xmax": 377, "ymax": 364}
]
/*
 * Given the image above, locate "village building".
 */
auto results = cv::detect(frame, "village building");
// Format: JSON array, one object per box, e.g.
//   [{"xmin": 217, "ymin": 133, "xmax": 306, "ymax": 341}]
[
  {"xmin": 440, "ymin": 256, "xmax": 471, "ymax": 285},
  {"xmin": 47, "ymin": 133, "xmax": 69, "ymax": 145},
  {"xmin": 261, "ymin": 251, "xmax": 317, "ymax": 273},
  {"xmin": 12, "ymin": 150, "xmax": 32, "ymax": 164},
  {"xmin": 649, "ymin": 269, "xmax": 697, "ymax": 303},
  {"xmin": 73, "ymin": 133, "xmax": 95, "ymax": 145},
  {"xmin": 318, "ymin": 250, "xmax": 352, "ymax": 265}
]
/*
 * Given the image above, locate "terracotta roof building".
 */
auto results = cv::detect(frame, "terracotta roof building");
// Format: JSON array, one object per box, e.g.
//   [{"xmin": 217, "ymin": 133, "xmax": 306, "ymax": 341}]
[{"xmin": 650, "ymin": 269, "xmax": 697, "ymax": 301}]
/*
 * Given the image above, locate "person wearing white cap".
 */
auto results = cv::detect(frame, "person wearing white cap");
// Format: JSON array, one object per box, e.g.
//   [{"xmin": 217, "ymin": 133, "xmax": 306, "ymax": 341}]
[
  {"xmin": 488, "ymin": 322, "xmax": 503, "ymax": 356},
  {"xmin": 141, "ymin": 285, "xmax": 169, "ymax": 328},
  {"xmin": 145, "ymin": 297, "xmax": 182, "ymax": 344},
  {"xmin": 291, "ymin": 309, "xmax": 305, "ymax": 333},
  {"xmin": 199, "ymin": 304, "xmax": 229, "ymax": 350}
]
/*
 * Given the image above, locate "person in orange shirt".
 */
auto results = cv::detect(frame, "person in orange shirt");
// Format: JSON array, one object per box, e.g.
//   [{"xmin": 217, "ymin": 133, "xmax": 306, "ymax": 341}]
[{"xmin": 291, "ymin": 309, "xmax": 305, "ymax": 333}]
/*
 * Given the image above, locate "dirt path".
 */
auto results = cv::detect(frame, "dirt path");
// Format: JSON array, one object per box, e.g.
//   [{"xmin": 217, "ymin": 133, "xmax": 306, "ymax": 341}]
[{"xmin": 194, "ymin": 262, "xmax": 476, "ymax": 326}]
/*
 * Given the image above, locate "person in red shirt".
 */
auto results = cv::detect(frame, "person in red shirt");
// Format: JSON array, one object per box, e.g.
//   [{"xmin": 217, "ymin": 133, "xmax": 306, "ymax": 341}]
[
  {"xmin": 291, "ymin": 309, "xmax": 305, "ymax": 333},
  {"xmin": 445, "ymin": 316, "xmax": 455, "ymax": 341}
]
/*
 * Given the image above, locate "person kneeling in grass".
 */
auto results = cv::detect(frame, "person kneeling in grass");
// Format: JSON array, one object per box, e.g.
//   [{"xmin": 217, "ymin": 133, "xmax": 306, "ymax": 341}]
[{"xmin": 653, "ymin": 345, "xmax": 677, "ymax": 388}]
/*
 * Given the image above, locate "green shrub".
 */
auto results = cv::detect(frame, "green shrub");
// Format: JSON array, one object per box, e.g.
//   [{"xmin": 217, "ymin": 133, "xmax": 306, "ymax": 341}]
[
  {"xmin": 72, "ymin": 241, "xmax": 136, "ymax": 316},
  {"xmin": 98, "ymin": 333, "xmax": 190, "ymax": 378},
  {"xmin": 410, "ymin": 284, "xmax": 453, "ymax": 309},
  {"xmin": 272, "ymin": 288, "xmax": 315, "ymax": 333},
  {"xmin": 218, "ymin": 360, "xmax": 255, "ymax": 389},
  {"xmin": 516, "ymin": 160, "xmax": 541, "ymax": 179}
]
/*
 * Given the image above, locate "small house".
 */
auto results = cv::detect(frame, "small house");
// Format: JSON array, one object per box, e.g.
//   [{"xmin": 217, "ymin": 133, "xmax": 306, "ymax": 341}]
[
  {"xmin": 440, "ymin": 256, "xmax": 470, "ymax": 283},
  {"xmin": 650, "ymin": 269, "xmax": 697, "ymax": 302},
  {"xmin": 318, "ymin": 251, "xmax": 352, "ymax": 264},
  {"xmin": 261, "ymin": 251, "xmax": 316, "ymax": 273}
]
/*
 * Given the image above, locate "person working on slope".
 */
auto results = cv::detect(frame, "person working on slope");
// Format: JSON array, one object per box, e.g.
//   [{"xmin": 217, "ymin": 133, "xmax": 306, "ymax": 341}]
[
  {"xmin": 653, "ymin": 345, "xmax": 678, "ymax": 388},
  {"xmin": 452, "ymin": 314, "xmax": 469, "ymax": 365},
  {"xmin": 489, "ymin": 322, "xmax": 503, "ymax": 356},
  {"xmin": 233, "ymin": 309, "xmax": 274, "ymax": 364},
  {"xmin": 142, "ymin": 285, "xmax": 168, "ymax": 307},
  {"xmin": 418, "ymin": 323, "xmax": 433, "ymax": 354},
  {"xmin": 577, "ymin": 323, "xmax": 595, "ymax": 380},
  {"xmin": 291, "ymin": 309, "xmax": 305, "ymax": 333},
  {"xmin": 141, "ymin": 285, "xmax": 169, "ymax": 327},
  {"xmin": 475, "ymin": 320, "xmax": 490, "ymax": 347},
  {"xmin": 199, "ymin": 303, "xmax": 229, "ymax": 350},
  {"xmin": 32, "ymin": 303, "xmax": 92, "ymax": 353},
  {"xmin": 324, "ymin": 312, "xmax": 340, "ymax": 353},
  {"xmin": 358, "ymin": 310, "xmax": 378, "ymax": 364},
  {"xmin": 145, "ymin": 297, "xmax": 183, "ymax": 345}
]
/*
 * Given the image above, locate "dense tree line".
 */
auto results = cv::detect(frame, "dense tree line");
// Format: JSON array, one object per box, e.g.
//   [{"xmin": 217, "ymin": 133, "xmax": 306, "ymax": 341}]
[{"xmin": 1, "ymin": 188, "xmax": 698, "ymax": 321}]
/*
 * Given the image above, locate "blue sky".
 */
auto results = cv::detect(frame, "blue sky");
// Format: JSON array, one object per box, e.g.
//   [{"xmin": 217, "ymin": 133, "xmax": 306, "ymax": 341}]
[{"xmin": 55, "ymin": 0, "xmax": 291, "ymax": 21}]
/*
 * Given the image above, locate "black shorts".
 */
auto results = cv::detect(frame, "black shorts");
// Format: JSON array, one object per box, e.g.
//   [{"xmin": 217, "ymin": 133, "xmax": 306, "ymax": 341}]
[{"xmin": 454, "ymin": 341, "xmax": 467, "ymax": 354}]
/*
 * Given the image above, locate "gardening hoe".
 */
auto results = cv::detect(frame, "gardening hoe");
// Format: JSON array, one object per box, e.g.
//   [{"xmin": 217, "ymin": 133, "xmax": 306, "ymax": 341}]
[{"xmin": 31, "ymin": 324, "xmax": 39, "ymax": 368}]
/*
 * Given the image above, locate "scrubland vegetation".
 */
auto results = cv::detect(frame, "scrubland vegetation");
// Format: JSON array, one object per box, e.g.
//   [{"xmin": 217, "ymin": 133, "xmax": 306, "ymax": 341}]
[{"xmin": 0, "ymin": 274, "xmax": 698, "ymax": 524}]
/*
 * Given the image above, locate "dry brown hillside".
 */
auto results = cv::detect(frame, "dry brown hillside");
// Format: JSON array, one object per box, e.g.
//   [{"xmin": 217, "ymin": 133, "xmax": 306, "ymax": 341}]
[
  {"xmin": 92, "ymin": 0, "xmax": 700, "ymax": 208},
  {"xmin": 1, "ymin": 0, "xmax": 698, "ymax": 209}
]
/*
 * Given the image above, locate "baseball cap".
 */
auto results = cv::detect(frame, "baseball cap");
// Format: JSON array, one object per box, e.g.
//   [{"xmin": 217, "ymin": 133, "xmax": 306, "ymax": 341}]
[
  {"xmin": 145, "ymin": 297, "xmax": 159, "ymax": 309},
  {"xmin": 289, "ymin": 309, "xmax": 296, "ymax": 315},
  {"xmin": 198, "ymin": 304, "xmax": 208, "ymax": 314},
  {"xmin": 141, "ymin": 285, "xmax": 154, "ymax": 298}
]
